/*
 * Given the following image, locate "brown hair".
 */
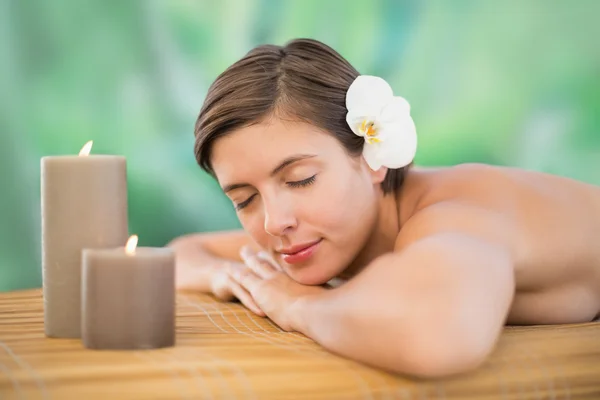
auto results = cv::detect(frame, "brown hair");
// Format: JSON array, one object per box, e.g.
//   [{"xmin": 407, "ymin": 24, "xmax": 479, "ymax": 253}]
[{"xmin": 194, "ymin": 38, "xmax": 410, "ymax": 194}]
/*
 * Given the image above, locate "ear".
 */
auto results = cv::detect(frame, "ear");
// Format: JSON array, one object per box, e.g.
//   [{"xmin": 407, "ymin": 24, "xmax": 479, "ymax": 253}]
[
  {"xmin": 360, "ymin": 157, "xmax": 388, "ymax": 185},
  {"xmin": 370, "ymin": 165, "xmax": 388, "ymax": 185}
]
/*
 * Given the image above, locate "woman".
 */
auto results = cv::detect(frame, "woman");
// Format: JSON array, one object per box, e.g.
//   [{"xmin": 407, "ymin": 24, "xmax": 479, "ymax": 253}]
[{"xmin": 170, "ymin": 38, "xmax": 600, "ymax": 378}]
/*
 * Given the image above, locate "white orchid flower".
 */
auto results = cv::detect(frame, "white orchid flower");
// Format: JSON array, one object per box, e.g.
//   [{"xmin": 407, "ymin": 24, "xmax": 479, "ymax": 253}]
[{"xmin": 345, "ymin": 75, "xmax": 417, "ymax": 171}]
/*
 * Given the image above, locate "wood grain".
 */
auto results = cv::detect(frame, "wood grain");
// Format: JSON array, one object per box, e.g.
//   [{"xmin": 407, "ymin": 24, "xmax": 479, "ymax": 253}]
[{"xmin": 0, "ymin": 289, "xmax": 598, "ymax": 399}]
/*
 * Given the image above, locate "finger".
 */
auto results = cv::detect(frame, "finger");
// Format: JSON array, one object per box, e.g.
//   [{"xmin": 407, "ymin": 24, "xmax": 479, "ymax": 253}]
[
  {"xmin": 210, "ymin": 270, "xmax": 236, "ymax": 301},
  {"xmin": 229, "ymin": 281, "xmax": 265, "ymax": 317},
  {"xmin": 256, "ymin": 251, "xmax": 282, "ymax": 272},
  {"xmin": 228, "ymin": 263, "xmax": 262, "ymax": 293},
  {"xmin": 240, "ymin": 247, "xmax": 276, "ymax": 279}
]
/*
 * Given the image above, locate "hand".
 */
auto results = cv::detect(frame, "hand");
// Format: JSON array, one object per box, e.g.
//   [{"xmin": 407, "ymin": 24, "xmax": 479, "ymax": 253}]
[
  {"xmin": 173, "ymin": 250, "xmax": 265, "ymax": 316},
  {"xmin": 228, "ymin": 246, "xmax": 327, "ymax": 331},
  {"xmin": 209, "ymin": 262, "xmax": 266, "ymax": 316}
]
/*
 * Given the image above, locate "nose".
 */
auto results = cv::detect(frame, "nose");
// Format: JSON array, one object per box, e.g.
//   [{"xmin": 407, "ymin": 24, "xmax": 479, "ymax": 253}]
[{"xmin": 263, "ymin": 196, "xmax": 297, "ymax": 237}]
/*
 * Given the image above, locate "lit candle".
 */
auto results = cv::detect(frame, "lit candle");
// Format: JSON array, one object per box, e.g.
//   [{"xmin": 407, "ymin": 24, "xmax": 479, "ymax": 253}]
[
  {"xmin": 81, "ymin": 235, "xmax": 175, "ymax": 350},
  {"xmin": 41, "ymin": 141, "xmax": 128, "ymax": 338}
]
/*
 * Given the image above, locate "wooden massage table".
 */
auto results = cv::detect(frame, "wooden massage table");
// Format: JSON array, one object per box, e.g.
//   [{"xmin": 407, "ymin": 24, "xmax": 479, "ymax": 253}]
[{"xmin": 1, "ymin": 289, "xmax": 598, "ymax": 399}]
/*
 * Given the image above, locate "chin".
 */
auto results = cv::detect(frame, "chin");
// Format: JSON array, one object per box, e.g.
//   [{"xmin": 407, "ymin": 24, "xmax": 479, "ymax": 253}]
[{"xmin": 285, "ymin": 264, "xmax": 338, "ymax": 286}]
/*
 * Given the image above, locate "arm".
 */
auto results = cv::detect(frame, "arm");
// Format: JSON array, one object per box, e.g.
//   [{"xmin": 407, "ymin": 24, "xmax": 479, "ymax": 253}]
[
  {"xmin": 168, "ymin": 229, "xmax": 259, "ymax": 292},
  {"xmin": 291, "ymin": 204, "xmax": 516, "ymax": 378}
]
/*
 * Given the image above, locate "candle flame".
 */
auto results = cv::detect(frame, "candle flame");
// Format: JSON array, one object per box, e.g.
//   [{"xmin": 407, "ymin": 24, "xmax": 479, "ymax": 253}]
[
  {"xmin": 125, "ymin": 235, "xmax": 138, "ymax": 255},
  {"xmin": 79, "ymin": 140, "xmax": 93, "ymax": 156}
]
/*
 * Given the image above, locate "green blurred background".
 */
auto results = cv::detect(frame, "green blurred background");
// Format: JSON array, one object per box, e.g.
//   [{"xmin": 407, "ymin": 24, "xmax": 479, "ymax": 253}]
[{"xmin": 1, "ymin": 0, "xmax": 599, "ymax": 292}]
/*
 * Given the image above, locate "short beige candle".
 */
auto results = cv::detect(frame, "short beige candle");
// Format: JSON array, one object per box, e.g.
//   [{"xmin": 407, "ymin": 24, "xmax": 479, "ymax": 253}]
[
  {"xmin": 82, "ymin": 236, "xmax": 175, "ymax": 350},
  {"xmin": 41, "ymin": 141, "xmax": 128, "ymax": 338}
]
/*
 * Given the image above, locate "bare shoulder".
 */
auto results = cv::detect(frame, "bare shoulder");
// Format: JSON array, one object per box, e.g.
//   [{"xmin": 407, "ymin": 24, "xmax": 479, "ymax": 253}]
[
  {"xmin": 395, "ymin": 163, "xmax": 525, "ymax": 253},
  {"xmin": 398, "ymin": 163, "xmax": 600, "ymax": 295},
  {"xmin": 394, "ymin": 195, "xmax": 516, "ymax": 255},
  {"xmin": 410, "ymin": 163, "xmax": 600, "ymax": 209},
  {"xmin": 403, "ymin": 163, "xmax": 600, "ymax": 233}
]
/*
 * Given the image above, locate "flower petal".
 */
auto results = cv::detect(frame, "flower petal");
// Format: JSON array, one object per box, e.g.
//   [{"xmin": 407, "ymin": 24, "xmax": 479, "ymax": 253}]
[
  {"xmin": 362, "ymin": 140, "xmax": 384, "ymax": 171},
  {"xmin": 346, "ymin": 108, "xmax": 369, "ymax": 137},
  {"xmin": 374, "ymin": 118, "xmax": 417, "ymax": 169},
  {"xmin": 379, "ymin": 96, "xmax": 411, "ymax": 124},
  {"xmin": 346, "ymin": 75, "xmax": 394, "ymax": 112}
]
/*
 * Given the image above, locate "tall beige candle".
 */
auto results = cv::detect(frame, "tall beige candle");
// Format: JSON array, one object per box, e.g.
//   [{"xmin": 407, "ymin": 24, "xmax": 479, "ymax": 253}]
[
  {"xmin": 41, "ymin": 141, "xmax": 128, "ymax": 338},
  {"xmin": 82, "ymin": 235, "xmax": 175, "ymax": 350}
]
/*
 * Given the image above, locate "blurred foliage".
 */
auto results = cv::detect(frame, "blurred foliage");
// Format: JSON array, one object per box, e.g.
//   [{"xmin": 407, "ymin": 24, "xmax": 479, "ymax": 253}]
[{"xmin": 1, "ymin": 0, "xmax": 599, "ymax": 291}]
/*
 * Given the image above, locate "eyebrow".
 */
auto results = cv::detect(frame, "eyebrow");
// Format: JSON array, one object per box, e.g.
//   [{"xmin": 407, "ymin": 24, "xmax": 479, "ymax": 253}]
[{"xmin": 222, "ymin": 154, "xmax": 317, "ymax": 193}]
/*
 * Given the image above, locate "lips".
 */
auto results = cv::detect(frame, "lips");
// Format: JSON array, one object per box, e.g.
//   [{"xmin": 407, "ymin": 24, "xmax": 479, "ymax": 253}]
[
  {"xmin": 278, "ymin": 239, "xmax": 322, "ymax": 265},
  {"xmin": 279, "ymin": 239, "xmax": 321, "ymax": 255}
]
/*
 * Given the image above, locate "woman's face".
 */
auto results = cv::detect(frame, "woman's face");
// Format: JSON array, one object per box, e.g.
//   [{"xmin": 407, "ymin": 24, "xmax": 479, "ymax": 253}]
[{"xmin": 211, "ymin": 117, "xmax": 384, "ymax": 285}]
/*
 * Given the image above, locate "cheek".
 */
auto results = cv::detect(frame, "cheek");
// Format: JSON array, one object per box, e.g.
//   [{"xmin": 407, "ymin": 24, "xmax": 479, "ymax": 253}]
[{"xmin": 305, "ymin": 171, "xmax": 375, "ymax": 238}]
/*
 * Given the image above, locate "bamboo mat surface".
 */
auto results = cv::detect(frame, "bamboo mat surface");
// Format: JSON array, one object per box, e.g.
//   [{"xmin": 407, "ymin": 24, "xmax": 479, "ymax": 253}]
[{"xmin": 0, "ymin": 289, "xmax": 599, "ymax": 399}]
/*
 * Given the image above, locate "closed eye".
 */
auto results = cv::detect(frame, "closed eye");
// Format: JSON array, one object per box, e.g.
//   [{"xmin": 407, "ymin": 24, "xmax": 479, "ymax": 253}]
[
  {"xmin": 287, "ymin": 174, "xmax": 316, "ymax": 188},
  {"xmin": 235, "ymin": 194, "xmax": 257, "ymax": 211},
  {"xmin": 235, "ymin": 175, "xmax": 317, "ymax": 211}
]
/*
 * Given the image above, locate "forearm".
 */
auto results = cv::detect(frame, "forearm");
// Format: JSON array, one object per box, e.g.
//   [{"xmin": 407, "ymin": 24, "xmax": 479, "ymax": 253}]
[
  {"xmin": 292, "ymin": 258, "xmax": 438, "ymax": 377},
  {"xmin": 292, "ymin": 233, "xmax": 514, "ymax": 377},
  {"xmin": 168, "ymin": 235, "xmax": 234, "ymax": 293}
]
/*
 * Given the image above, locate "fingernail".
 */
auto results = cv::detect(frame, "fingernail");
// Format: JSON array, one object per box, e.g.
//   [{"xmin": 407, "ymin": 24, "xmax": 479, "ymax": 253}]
[
  {"xmin": 256, "ymin": 251, "xmax": 270, "ymax": 260},
  {"xmin": 257, "ymin": 251, "xmax": 281, "ymax": 270},
  {"xmin": 257, "ymin": 251, "xmax": 274, "ymax": 264},
  {"xmin": 239, "ymin": 246, "xmax": 253, "ymax": 261}
]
